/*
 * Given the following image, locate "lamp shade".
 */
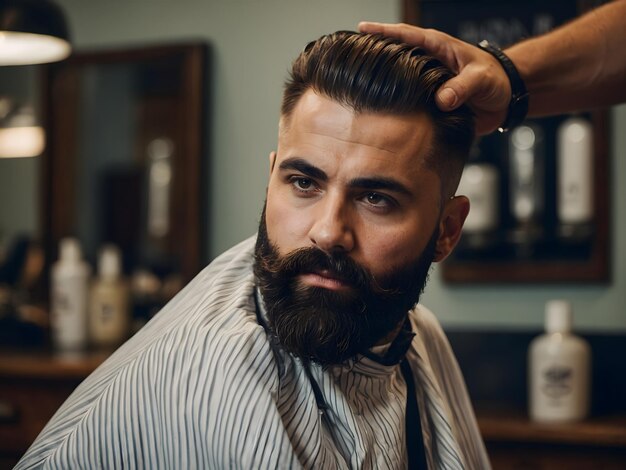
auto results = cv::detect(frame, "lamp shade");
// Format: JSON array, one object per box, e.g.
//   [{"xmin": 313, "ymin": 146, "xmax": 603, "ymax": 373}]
[{"xmin": 0, "ymin": 0, "xmax": 71, "ymax": 65}]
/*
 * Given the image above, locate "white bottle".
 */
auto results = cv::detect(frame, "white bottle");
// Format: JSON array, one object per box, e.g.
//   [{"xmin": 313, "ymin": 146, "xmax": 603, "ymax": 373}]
[
  {"xmin": 457, "ymin": 163, "xmax": 499, "ymax": 233},
  {"xmin": 89, "ymin": 245, "xmax": 130, "ymax": 347},
  {"xmin": 529, "ymin": 300, "xmax": 591, "ymax": 422},
  {"xmin": 509, "ymin": 124, "xmax": 544, "ymax": 226},
  {"xmin": 50, "ymin": 238, "xmax": 91, "ymax": 350},
  {"xmin": 557, "ymin": 117, "xmax": 593, "ymax": 225}
]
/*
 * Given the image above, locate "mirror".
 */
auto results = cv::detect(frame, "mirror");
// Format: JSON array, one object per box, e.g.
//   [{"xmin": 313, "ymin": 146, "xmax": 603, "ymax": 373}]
[{"xmin": 41, "ymin": 43, "xmax": 207, "ymax": 295}]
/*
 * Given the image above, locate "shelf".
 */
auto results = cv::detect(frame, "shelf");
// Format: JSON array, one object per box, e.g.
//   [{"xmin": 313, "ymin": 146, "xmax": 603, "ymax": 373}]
[
  {"xmin": 0, "ymin": 349, "xmax": 107, "ymax": 379},
  {"xmin": 477, "ymin": 408, "xmax": 626, "ymax": 448}
]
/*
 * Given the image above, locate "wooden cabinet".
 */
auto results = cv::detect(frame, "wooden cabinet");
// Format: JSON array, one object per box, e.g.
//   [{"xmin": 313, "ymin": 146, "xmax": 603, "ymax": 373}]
[
  {"xmin": 0, "ymin": 350, "xmax": 107, "ymax": 468},
  {"xmin": 478, "ymin": 409, "xmax": 626, "ymax": 469}
]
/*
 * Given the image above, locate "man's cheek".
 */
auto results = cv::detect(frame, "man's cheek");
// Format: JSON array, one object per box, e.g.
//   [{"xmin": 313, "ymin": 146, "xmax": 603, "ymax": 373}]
[
  {"xmin": 361, "ymin": 242, "xmax": 404, "ymax": 274},
  {"xmin": 264, "ymin": 195, "xmax": 282, "ymax": 237},
  {"xmin": 265, "ymin": 212, "xmax": 288, "ymax": 254},
  {"xmin": 267, "ymin": 204, "xmax": 309, "ymax": 250}
]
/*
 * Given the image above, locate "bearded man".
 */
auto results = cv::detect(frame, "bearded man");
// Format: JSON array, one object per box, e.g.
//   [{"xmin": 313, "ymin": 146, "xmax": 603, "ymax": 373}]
[{"xmin": 17, "ymin": 32, "xmax": 490, "ymax": 470}]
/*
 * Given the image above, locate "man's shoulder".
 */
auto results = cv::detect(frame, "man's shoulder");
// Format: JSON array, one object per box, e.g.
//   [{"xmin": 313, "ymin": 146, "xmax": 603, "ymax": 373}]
[
  {"xmin": 194, "ymin": 234, "xmax": 258, "ymax": 292},
  {"xmin": 135, "ymin": 235, "xmax": 259, "ymax": 337},
  {"xmin": 106, "ymin": 234, "xmax": 262, "ymax": 371}
]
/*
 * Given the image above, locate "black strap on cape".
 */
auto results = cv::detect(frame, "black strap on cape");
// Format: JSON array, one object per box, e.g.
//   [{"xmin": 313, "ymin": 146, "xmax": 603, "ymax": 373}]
[{"xmin": 401, "ymin": 358, "xmax": 428, "ymax": 469}]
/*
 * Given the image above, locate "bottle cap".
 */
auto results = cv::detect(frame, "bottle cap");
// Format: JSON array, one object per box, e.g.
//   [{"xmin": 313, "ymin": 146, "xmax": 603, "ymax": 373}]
[
  {"xmin": 59, "ymin": 238, "xmax": 82, "ymax": 263},
  {"xmin": 99, "ymin": 245, "xmax": 121, "ymax": 280},
  {"xmin": 545, "ymin": 299, "xmax": 573, "ymax": 334}
]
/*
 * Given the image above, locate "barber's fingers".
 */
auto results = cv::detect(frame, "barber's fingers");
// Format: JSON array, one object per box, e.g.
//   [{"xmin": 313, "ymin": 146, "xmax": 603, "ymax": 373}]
[
  {"xmin": 435, "ymin": 69, "xmax": 489, "ymax": 112},
  {"xmin": 358, "ymin": 22, "xmax": 431, "ymax": 46},
  {"xmin": 438, "ymin": 62, "xmax": 510, "ymax": 132},
  {"xmin": 449, "ymin": 59, "xmax": 511, "ymax": 110},
  {"xmin": 358, "ymin": 22, "xmax": 459, "ymax": 67}
]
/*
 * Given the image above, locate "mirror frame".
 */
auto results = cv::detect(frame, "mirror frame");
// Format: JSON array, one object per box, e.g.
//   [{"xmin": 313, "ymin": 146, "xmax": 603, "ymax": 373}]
[{"xmin": 39, "ymin": 43, "xmax": 207, "ymax": 291}]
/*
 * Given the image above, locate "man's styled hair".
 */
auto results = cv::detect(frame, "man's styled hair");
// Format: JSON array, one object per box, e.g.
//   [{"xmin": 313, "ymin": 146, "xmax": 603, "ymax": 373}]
[{"xmin": 281, "ymin": 31, "xmax": 475, "ymax": 198}]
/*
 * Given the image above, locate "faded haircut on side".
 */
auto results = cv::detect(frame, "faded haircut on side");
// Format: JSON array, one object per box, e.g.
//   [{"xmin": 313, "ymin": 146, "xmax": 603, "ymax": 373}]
[{"xmin": 281, "ymin": 30, "xmax": 475, "ymax": 198}]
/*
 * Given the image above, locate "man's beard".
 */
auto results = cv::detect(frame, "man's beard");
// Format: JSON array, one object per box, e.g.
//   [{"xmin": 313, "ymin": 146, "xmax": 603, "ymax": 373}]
[{"xmin": 253, "ymin": 207, "xmax": 438, "ymax": 366}]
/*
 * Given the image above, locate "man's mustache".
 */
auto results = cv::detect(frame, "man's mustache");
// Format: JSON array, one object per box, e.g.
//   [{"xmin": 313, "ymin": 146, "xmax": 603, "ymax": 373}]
[{"xmin": 261, "ymin": 246, "xmax": 398, "ymax": 296}]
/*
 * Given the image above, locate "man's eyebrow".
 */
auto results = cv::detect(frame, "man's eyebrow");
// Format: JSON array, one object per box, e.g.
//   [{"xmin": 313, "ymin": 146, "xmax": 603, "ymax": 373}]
[
  {"xmin": 348, "ymin": 177, "xmax": 413, "ymax": 197},
  {"xmin": 278, "ymin": 157, "xmax": 413, "ymax": 197},
  {"xmin": 278, "ymin": 157, "xmax": 328, "ymax": 181}
]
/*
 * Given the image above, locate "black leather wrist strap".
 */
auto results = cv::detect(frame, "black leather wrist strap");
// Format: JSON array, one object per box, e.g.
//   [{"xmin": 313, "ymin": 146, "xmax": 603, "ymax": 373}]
[{"xmin": 477, "ymin": 39, "xmax": 529, "ymax": 133}]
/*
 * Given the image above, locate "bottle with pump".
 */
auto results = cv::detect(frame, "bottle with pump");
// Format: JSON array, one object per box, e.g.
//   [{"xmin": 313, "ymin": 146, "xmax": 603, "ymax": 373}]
[
  {"xmin": 51, "ymin": 238, "xmax": 91, "ymax": 350},
  {"xmin": 89, "ymin": 245, "xmax": 130, "ymax": 348},
  {"xmin": 529, "ymin": 300, "xmax": 591, "ymax": 422}
]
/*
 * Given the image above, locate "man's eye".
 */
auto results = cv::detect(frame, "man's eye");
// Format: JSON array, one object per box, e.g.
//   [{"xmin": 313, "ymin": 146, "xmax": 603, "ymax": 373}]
[
  {"xmin": 364, "ymin": 192, "xmax": 389, "ymax": 207},
  {"xmin": 360, "ymin": 192, "xmax": 397, "ymax": 213},
  {"xmin": 291, "ymin": 177, "xmax": 315, "ymax": 192}
]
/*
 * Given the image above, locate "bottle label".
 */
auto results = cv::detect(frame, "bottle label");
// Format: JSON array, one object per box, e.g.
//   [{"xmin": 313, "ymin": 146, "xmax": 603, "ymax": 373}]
[
  {"xmin": 99, "ymin": 303, "xmax": 115, "ymax": 324},
  {"xmin": 542, "ymin": 365, "xmax": 573, "ymax": 400},
  {"xmin": 89, "ymin": 289, "xmax": 129, "ymax": 346}
]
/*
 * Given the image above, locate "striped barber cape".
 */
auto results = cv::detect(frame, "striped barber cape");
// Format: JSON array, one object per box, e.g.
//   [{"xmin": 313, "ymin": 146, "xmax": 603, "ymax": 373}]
[{"xmin": 16, "ymin": 236, "xmax": 490, "ymax": 470}]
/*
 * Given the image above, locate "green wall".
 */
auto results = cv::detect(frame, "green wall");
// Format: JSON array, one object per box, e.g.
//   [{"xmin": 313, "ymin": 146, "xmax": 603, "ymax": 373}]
[
  {"xmin": 7, "ymin": 0, "xmax": 626, "ymax": 330},
  {"xmin": 0, "ymin": 66, "xmax": 39, "ymax": 244}
]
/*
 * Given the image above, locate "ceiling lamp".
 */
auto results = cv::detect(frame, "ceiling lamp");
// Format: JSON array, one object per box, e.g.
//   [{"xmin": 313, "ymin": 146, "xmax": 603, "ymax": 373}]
[{"xmin": 0, "ymin": 0, "xmax": 71, "ymax": 65}]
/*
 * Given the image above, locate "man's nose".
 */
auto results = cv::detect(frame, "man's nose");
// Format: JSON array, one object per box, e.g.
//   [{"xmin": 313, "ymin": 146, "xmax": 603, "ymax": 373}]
[{"xmin": 308, "ymin": 195, "xmax": 355, "ymax": 254}]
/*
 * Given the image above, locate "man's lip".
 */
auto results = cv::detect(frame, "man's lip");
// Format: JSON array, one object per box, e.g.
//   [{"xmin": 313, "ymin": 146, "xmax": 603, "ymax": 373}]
[{"xmin": 298, "ymin": 271, "xmax": 351, "ymax": 291}]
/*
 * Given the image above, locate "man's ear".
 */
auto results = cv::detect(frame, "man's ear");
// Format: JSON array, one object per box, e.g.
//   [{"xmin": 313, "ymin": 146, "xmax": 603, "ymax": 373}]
[
  {"xmin": 269, "ymin": 151, "xmax": 277, "ymax": 175},
  {"xmin": 433, "ymin": 195, "xmax": 470, "ymax": 262}
]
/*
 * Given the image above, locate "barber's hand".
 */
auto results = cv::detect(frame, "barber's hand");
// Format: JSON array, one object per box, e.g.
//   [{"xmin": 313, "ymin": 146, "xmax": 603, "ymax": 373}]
[{"xmin": 359, "ymin": 22, "xmax": 511, "ymax": 135}]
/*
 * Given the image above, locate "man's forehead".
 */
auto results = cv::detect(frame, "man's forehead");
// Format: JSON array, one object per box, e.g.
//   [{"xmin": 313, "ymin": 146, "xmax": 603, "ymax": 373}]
[{"xmin": 278, "ymin": 90, "xmax": 435, "ymax": 162}]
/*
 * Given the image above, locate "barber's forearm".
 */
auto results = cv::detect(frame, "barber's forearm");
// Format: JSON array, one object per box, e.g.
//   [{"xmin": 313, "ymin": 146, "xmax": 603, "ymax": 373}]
[{"xmin": 506, "ymin": 0, "xmax": 626, "ymax": 116}]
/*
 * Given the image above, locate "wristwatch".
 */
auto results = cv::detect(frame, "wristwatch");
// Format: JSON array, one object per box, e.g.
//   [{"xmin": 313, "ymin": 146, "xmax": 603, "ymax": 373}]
[{"xmin": 477, "ymin": 39, "xmax": 529, "ymax": 133}]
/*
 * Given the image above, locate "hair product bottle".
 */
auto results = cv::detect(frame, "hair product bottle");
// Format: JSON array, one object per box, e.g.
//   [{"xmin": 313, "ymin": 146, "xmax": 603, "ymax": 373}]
[
  {"xmin": 89, "ymin": 245, "xmax": 130, "ymax": 348},
  {"xmin": 457, "ymin": 163, "xmax": 499, "ymax": 233},
  {"xmin": 509, "ymin": 124, "xmax": 544, "ymax": 256},
  {"xmin": 557, "ymin": 116, "xmax": 594, "ymax": 238},
  {"xmin": 50, "ymin": 238, "xmax": 91, "ymax": 350},
  {"xmin": 455, "ymin": 140, "xmax": 501, "ymax": 253},
  {"xmin": 147, "ymin": 137, "xmax": 174, "ymax": 240},
  {"xmin": 528, "ymin": 300, "xmax": 591, "ymax": 422}
]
